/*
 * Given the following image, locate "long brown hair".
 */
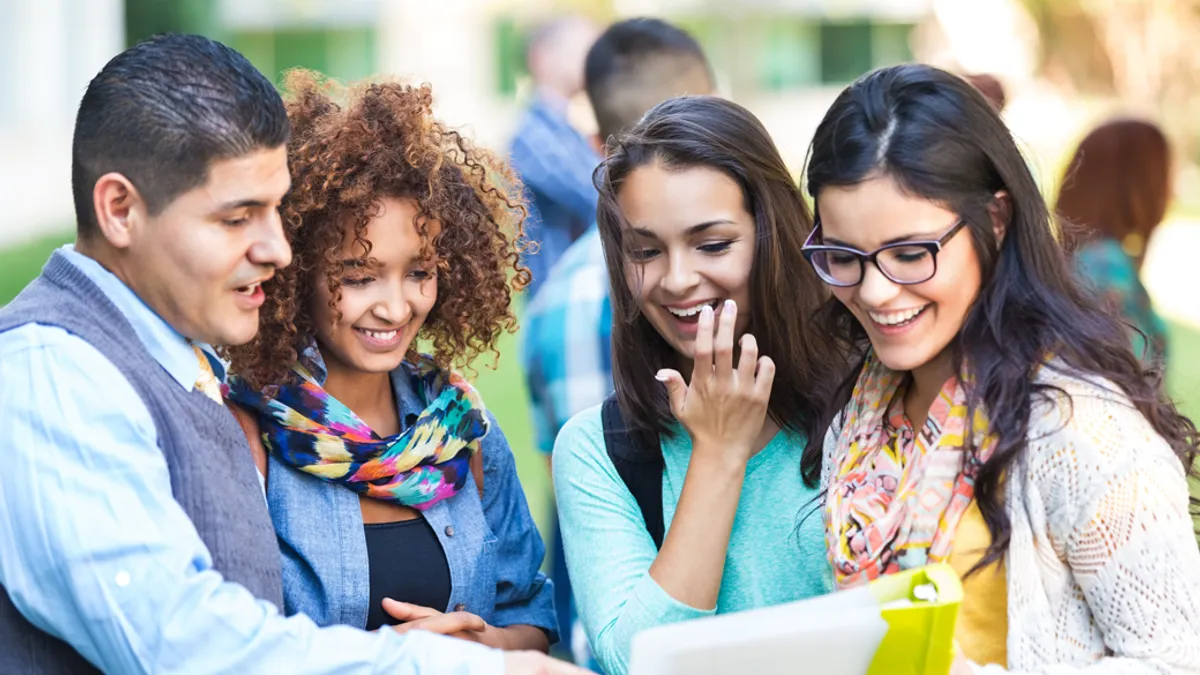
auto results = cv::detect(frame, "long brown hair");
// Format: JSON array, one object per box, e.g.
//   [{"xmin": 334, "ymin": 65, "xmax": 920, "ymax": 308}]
[
  {"xmin": 595, "ymin": 95, "xmax": 848, "ymax": 483},
  {"xmin": 1056, "ymin": 118, "xmax": 1171, "ymax": 257}
]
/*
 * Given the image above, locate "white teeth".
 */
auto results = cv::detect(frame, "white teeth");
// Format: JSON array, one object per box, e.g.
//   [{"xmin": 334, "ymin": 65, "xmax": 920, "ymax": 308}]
[
  {"xmin": 359, "ymin": 329, "xmax": 398, "ymax": 341},
  {"xmin": 667, "ymin": 301, "xmax": 718, "ymax": 318},
  {"xmin": 236, "ymin": 283, "xmax": 260, "ymax": 295},
  {"xmin": 869, "ymin": 305, "xmax": 928, "ymax": 326}
]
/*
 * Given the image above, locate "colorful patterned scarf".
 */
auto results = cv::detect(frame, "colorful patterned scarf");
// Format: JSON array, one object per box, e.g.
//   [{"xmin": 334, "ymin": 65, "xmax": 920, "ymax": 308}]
[
  {"xmin": 825, "ymin": 353, "xmax": 997, "ymax": 589},
  {"xmin": 226, "ymin": 345, "xmax": 488, "ymax": 510}
]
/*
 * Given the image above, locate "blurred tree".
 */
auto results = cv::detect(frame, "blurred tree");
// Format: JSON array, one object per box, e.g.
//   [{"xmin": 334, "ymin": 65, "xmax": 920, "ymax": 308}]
[
  {"xmin": 549, "ymin": 0, "xmax": 616, "ymax": 21},
  {"xmin": 125, "ymin": 0, "xmax": 223, "ymax": 45},
  {"xmin": 1019, "ymin": 0, "xmax": 1200, "ymax": 163}
]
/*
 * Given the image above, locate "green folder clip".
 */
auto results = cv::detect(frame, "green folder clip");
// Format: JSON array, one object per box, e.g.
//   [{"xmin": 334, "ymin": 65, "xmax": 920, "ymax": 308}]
[{"xmin": 866, "ymin": 563, "xmax": 963, "ymax": 675}]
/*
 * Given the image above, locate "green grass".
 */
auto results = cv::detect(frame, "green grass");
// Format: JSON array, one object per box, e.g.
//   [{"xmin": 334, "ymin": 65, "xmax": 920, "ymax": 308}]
[
  {"xmin": 1, "ymin": 232, "xmax": 1196, "ymax": 538},
  {"xmin": 1167, "ymin": 320, "xmax": 1200, "ymax": 422},
  {"xmin": 468, "ymin": 326, "xmax": 553, "ymax": 535},
  {"xmin": 0, "ymin": 231, "xmax": 74, "ymax": 304}
]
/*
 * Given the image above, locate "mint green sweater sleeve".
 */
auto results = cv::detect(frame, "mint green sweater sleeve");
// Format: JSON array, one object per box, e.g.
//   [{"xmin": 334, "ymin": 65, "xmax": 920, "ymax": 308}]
[{"xmin": 552, "ymin": 406, "xmax": 713, "ymax": 675}]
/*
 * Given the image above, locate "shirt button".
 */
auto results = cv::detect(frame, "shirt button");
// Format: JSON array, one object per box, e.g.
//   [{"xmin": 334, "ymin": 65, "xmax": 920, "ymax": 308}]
[
  {"xmin": 114, "ymin": 571, "xmax": 131, "ymax": 588},
  {"xmin": 454, "ymin": 603, "xmax": 466, "ymax": 612},
  {"xmin": 444, "ymin": 525, "xmax": 455, "ymax": 537}
]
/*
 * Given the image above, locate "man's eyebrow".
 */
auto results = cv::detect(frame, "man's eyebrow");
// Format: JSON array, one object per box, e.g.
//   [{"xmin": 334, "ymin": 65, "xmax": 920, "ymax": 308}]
[{"xmin": 215, "ymin": 198, "xmax": 271, "ymax": 211}]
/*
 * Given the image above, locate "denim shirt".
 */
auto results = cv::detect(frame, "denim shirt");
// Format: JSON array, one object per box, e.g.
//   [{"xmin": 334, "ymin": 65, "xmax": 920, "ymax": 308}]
[{"xmin": 265, "ymin": 365, "xmax": 558, "ymax": 640}]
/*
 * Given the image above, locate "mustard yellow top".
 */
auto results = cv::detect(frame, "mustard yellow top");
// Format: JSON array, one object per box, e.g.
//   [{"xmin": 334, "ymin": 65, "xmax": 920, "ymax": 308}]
[{"xmin": 947, "ymin": 500, "xmax": 1008, "ymax": 667}]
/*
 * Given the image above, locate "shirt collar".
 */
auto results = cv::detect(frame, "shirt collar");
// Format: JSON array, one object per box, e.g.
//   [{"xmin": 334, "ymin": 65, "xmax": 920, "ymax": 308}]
[{"xmin": 60, "ymin": 245, "xmax": 200, "ymax": 390}]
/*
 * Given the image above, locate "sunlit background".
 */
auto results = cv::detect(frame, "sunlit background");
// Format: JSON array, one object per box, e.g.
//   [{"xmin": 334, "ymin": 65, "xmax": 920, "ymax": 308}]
[{"xmin": 3, "ymin": 0, "xmax": 1198, "ymax": 534}]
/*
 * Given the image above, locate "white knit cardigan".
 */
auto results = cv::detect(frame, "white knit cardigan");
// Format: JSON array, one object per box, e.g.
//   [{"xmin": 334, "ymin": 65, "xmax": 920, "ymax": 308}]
[{"xmin": 822, "ymin": 367, "xmax": 1200, "ymax": 674}]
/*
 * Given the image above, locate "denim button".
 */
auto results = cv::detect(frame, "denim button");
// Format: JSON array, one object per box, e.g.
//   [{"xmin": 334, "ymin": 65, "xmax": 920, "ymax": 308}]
[
  {"xmin": 454, "ymin": 603, "xmax": 466, "ymax": 612},
  {"xmin": 444, "ymin": 525, "xmax": 455, "ymax": 537}
]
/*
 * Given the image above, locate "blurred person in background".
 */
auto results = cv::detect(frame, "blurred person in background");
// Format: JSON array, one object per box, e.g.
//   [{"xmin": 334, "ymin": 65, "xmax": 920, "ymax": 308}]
[
  {"xmin": 964, "ymin": 73, "xmax": 1007, "ymax": 113},
  {"xmin": 510, "ymin": 15, "xmax": 603, "ymax": 296},
  {"xmin": 225, "ymin": 71, "xmax": 562, "ymax": 654},
  {"xmin": 521, "ymin": 18, "xmax": 716, "ymax": 669},
  {"xmin": 1056, "ymin": 118, "xmax": 1171, "ymax": 362}
]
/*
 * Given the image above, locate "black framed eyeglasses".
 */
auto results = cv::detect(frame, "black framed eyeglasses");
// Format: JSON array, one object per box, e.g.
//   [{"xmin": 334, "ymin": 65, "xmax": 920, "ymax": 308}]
[{"xmin": 801, "ymin": 218, "xmax": 968, "ymax": 287}]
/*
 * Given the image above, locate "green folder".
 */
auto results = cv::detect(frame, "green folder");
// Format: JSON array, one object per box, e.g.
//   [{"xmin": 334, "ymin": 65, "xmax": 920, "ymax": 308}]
[
  {"xmin": 627, "ymin": 563, "xmax": 963, "ymax": 675},
  {"xmin": 866, "ymin": 563, "xmax": 964, "ymax": 675}
]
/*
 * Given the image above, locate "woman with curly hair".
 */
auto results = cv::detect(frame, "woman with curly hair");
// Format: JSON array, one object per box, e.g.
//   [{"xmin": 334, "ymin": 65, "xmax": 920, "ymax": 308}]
[{"xmin": 223, "ymin": 70, "xmax": 559, "ymax": 653}]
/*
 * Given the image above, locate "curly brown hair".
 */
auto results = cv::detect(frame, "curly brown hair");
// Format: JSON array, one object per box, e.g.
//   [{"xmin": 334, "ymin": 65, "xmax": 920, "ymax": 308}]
[{"xmin": 226, "ymin": 69, "xmax": 529, "ymax": 389}]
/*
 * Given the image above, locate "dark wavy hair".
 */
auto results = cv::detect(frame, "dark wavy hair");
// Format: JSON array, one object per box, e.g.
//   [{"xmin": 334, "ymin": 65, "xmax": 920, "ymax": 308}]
[
  {"xmin": 225, "ymin": 69, "xmax": 528, "ymax": 388},
  {"xmin": 596, "ymin": 95, "xmax": 848, "ymax": 477},
  {"xmin": 804, "ymin": 64, "xmax": 1199, "ymax": 570}
]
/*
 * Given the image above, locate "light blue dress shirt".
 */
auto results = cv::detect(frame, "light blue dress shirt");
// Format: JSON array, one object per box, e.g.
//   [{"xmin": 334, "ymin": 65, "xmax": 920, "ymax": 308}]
[{"xmin": 0, "ymin": 246, "xmax": 504, "ymax": 674}]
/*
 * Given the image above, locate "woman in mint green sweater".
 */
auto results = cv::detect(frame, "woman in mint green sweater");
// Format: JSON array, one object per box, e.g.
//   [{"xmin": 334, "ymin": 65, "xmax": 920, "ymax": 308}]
[{"xmin": 552, "ymin": 96, "xmax": 847, "ymax": 675}]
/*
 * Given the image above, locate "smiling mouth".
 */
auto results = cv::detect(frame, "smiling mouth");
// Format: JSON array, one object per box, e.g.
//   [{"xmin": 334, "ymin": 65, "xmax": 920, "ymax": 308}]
[
  {"xmin": 868, "ymin": 304, "xmax": 930, "ymax": 327},
  {"xmin": 355, "ymin": 327, "xmax": 399, "ymax": 341},
  {"xmin": 665, "ymin": 300, "xmax": 722, "ymax": 322},
  {"xmin": 234, "ymin": 282, "xmax": 262, "ymax": 296}
]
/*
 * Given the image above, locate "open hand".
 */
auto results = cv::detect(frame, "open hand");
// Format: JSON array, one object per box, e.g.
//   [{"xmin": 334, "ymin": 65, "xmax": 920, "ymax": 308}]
[
  {"xmin": 655, "ymin": 300, "xmax": 774, "ymax": 466},
  {"xmin": 383, "ymin": 598, "xmax": 489, "ymax": 644}
]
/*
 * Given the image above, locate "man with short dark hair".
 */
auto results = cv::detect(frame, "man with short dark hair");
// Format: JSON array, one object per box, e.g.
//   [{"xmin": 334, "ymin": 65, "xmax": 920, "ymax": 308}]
[
  {"xmin": 0, "ymin": 33, "xmax": 584, "ymax": 675},
  {"xmin": 521, "ymin": 18, "xmax": 715, "ymax": 668},
  {"xmin": 583, "ymin": 18, "xmax": 715, "ymax": 147}
]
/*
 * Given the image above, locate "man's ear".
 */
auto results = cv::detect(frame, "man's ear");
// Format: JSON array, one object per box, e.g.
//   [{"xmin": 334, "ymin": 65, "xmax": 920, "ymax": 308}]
[
  {"xmin": 988, "ymin": 190, "xmax": 1012, "ymax": 243},
  {"xmin": 92, "ymin": 172, "xmax": 145, "ymax": 250}
]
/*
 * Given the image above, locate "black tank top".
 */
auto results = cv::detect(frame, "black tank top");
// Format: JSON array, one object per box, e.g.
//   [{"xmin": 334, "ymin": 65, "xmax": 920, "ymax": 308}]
[{"xmin": 363, "ymin": 518, "xmax": 453, "ymax": 631}]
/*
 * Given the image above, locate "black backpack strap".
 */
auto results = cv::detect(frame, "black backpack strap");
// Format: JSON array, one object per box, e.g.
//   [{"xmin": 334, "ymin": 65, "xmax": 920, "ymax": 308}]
[{"xmin": 601, "ymin": 394, "xmax": 665, "ymax": 550}]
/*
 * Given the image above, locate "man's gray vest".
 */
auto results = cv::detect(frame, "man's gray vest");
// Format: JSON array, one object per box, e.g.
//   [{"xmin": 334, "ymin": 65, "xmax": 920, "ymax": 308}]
[{"xmin": 0, "ymin": 252, "xmax": 284, "ymax": 673}]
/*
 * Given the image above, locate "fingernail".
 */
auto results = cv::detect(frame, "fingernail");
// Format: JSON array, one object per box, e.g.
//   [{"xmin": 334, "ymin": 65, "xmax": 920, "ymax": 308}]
[
  {"xmin": 655, "ymin": 371, "xmax": 669, "ymax": 382},
  {"xmin": 701, "ymin": 304, "xmax": 713, "ymax": 317},
  {"xmin": 724, "ymin": 299, "xmax": 736, "ymax": 312}
]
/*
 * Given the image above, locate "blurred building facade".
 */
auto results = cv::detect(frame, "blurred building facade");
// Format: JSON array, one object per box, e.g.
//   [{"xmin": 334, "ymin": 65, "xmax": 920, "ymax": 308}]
[
  {"xmin": 0, "ymin": 0, "xmax": 124, "ymax": 246},
  {"xmin": 0, "ymin": 0, "xmax": 1094, "ymax": 244}
]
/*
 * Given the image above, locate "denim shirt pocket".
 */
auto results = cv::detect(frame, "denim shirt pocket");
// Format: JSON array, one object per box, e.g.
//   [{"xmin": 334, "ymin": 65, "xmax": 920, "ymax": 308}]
[
  {"xmin": 422, "ymin": 474, "xmax": 497, "ymax": 623},
  {"xmin": 266, "ymin": 455, "xmax": 370, "ymax": 629}
]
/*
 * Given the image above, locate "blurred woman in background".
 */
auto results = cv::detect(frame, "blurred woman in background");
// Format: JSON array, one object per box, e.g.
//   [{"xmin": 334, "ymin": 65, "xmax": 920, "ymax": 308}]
[{"xmin": 1056, "ymin": 118, "xmax": 1171, "ymax": 362}]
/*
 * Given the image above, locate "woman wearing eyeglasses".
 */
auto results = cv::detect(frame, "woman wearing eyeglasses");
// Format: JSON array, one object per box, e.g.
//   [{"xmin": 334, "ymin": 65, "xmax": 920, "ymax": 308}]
[{"xmin": 803, "ymin": 64, "xmax": 1200, "ymax": 673}]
